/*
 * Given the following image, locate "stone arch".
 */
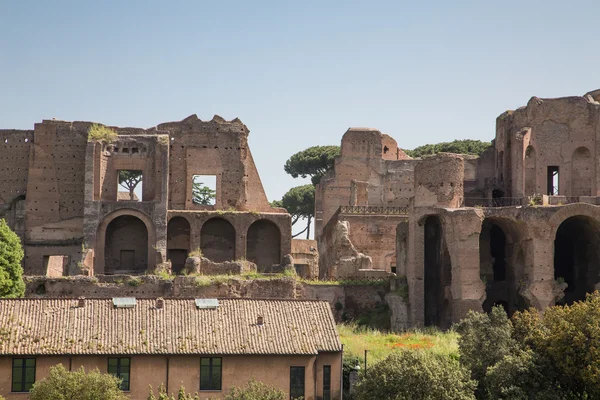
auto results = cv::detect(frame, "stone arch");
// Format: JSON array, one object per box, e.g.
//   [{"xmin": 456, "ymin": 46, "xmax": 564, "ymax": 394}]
[
  {"xmin": 479, "ymin": 217, "xmax": 528, "ymax": 316},
  {"xmin": 167, "ymin": 216, "xmax": 191, "ymax": 274},
  {"xmin": 525, "ymin": 145, "xmax": 536, "ymax": 195},
  {"xmin": 105, "ymin": 215, "xmax": 148, "ymax": 274},
  {"xmin": 571, "ymin": 146, "xmax": 592, "ymax": 197},
  {"xmin": 247, "ymin": 219, "xmax": 281, "ymax": 270},
  {"xmin": 423, "ymin": 215, "xmax": 452, "ymax": 329},
  {"xmin": 200, "ymin": 218, "xmax": 236, "ymax": 262},
  {"xmin": 554, "ymin": 215, "xmax": 600, "ymax": 305},
  {"xmin": 96, "ymin": 209, "xmax": 156, "ymax": 274}
]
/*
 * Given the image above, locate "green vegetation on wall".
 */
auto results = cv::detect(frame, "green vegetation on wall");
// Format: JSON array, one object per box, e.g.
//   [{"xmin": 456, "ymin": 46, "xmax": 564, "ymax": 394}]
[{"xmin": 0, "ymin": 218, "xmax": 25, "ymax": 298}]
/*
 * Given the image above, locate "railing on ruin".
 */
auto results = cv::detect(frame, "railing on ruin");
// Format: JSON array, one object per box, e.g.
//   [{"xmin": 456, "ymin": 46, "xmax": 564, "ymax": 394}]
[{"xmin": 339, "ymin": 205, "xmax": 409, "ymax": 215}]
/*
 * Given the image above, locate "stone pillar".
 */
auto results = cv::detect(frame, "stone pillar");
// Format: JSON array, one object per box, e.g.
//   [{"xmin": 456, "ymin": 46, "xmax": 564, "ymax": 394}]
[{"xmin": 443, "ymin": 210, "xmax": 486, "ymax": 322}]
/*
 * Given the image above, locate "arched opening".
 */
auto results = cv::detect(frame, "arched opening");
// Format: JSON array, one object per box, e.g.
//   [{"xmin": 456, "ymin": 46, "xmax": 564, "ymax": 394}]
[
  {"xmin": 105, "ymin": 215, "xmax": 148, "ymax": 274},
  {"xmin": 554, "ymin": 216, "xmax": 600, "ymax": 305},
  {"xmin": 167, "ymin": 217, "xmax": 191, "ymax": 274},
  {"xmin": 200, "ymin": 218, "xmax": 235, "ymax": 262},
  {"xmin": 423, "ymin": 216, "xmax": 452, "ymax": 329},
  {"xmin": 479, "ymin": 218, "xmax": 527, "ymax": 316},
  {"xmin": 525, "ymin": 145, "xmax": 536, "ymax": 195},
  {"xmin": 247, "ymin": 220, "xmax": 281, "ymax": 270},
  {"xmin": 571, "ymin": 147, "xmax": 592, "ymax": 197}
]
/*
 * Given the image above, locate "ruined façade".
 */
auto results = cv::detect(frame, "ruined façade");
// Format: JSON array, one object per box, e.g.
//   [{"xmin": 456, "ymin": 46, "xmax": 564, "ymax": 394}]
[
  {"xmin": 0, "ymin": 115, "xmax": 299, "ymax": 277},
  {"xmin": 316, "ymin": 89, "xmax": 600, "ymax": 328}
]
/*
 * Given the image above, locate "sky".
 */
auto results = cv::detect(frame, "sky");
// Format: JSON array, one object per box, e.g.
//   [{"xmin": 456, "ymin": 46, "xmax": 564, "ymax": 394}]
[{"xmin": 2, "ymin": 1, "xmax": 600, "ymax": 236}]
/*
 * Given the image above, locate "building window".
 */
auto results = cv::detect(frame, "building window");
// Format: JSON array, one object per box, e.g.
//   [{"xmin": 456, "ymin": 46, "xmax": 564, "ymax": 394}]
[
  {"xmin": 12, "ymin": 358, "xmax": 36, "ymax": 392},
  {"xmin": 200, "ymin": 357, "xmax": 222, "ymax": 391},
  {"xmin": 290, "ymin": 366, "xmax": 305, "ymax": 400},
  {"xmin": 108, "ymin": 357, "xmax": 130, "ymax": 391},
  {"xmin": 323, "ymin": 365, "xmax": 331, "ymax": 400}
]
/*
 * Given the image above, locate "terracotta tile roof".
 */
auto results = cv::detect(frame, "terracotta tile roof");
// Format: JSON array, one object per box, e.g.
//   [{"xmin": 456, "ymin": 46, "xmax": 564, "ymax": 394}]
[{"xmin": 0, "ymin": 298, "xmax": 341, "ymax": 356}]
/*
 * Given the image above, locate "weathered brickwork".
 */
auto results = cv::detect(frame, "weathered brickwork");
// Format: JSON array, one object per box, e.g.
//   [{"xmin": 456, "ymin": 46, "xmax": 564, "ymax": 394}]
[
  {"xmin": 0, "ymin": 115, "xmax": 291, "ymax": 276},
  {"xmin": 316, "ymin": 89, "xmax": 600, "ymax": 328}
]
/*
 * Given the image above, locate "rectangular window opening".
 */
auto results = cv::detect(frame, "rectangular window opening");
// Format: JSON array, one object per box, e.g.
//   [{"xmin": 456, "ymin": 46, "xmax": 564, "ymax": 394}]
[
  {"xmin": 547, "ymin": 166, "xmax": 559, "ymax": 195},
  {"xmin": 290, "ymin": 366, "xmax": 305, "ymax": 400},
  {"xmin": 200, "ymin": 357, "xmax": 222, "ymax": 391},
  {"xmin": 118, "ymin": 170, "xmax": 143, "ymax": 202},
  {"xmin": 12, "ymin": 358, "xmax": 36, "ymax": 393},
  {"xmin": 323, "ymin": 365, "xmax": 331, "ymax": 400},
  {"xmin": 192, "ymin": 175, "xmax": 216, "ymax": 206},
  {"xmin": 108, "ymin": 357, "xmax": 130, "ymax": 391}
]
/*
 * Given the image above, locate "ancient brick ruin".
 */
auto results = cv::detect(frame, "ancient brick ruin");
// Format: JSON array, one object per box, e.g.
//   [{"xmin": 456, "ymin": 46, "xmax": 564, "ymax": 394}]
[
  {"xmin": 0, "ymin": 115, "xmax": 293, "ymax": 277},
  {"xmin": 316, "ymin": 89, "xmax": 600, "ymax": 328},
  {"xmin": 4, "ymin": 89, "xmax": 600, "ymax": 330}
]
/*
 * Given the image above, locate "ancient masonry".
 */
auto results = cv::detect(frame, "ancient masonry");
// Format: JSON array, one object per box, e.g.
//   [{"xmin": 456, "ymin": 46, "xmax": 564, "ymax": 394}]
[
  {"xmin": 3, "ymin": 89, "xmax": 600, "ymax": 329},
  {"xmin": 0, "ymin": 115, "xmax": 319, "ymax": 278},
  {"xmin": 316, "ymin": 89, "xmax": 600, "ymax": 328}
]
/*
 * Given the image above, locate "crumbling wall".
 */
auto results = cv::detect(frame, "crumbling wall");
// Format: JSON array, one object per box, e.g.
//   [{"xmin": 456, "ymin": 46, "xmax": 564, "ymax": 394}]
[
  {"xmin": 158, "ymin": 115, "xmax": 275, "ymax": 212},
  {"xmin": 414, "ymin": 153, "xmax": 464, "ymax": 208},
  {"xmin": 496, "ymin": 92, "xmax": 600, "ymax": 197},
  {"xmin": 291, "ymin": 239, "xmax": 319, "ymax": 278},
  {"xmin": 0, "ymin": 129, "xmax": 32, "ymax": 232},
  {"xmin": 318, "ymin": 220, "xmax": 372, "ymax": 278}
]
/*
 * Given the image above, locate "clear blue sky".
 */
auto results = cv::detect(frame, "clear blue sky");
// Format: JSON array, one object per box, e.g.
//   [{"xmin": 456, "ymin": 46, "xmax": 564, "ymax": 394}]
[{"xmin": 2, "ymin": 0, "xmax": 599, "ymax": 207}]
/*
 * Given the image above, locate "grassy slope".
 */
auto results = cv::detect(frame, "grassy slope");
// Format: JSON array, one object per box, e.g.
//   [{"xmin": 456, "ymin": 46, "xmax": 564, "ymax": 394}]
[{"xmin": 339, "ymin": 324, "xmax": 459, "ymax": 366}]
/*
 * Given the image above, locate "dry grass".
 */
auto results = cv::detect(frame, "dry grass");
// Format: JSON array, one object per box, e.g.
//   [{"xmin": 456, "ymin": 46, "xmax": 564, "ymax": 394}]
[{"xmin": 338, "ymin": 323, "xmax": 459, "ymax": 366}]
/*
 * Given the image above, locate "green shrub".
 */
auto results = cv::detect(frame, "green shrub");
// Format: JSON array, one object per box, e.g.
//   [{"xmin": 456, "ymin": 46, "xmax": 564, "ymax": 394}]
[
  {"xmin": 225, "ymin": 378, "xmax": 286, "ymax": 400},
  {"xmin": 87, "ymin": 124, "xmax": 117, "ymax": 143},
  {"xmin": 30, "ymin": 365, "xmax": 127, "ymax": 400},
  {"xmin": 353, "ymin": 351, "xmax": 476, "ymax": 400},
  {"xmin": 456, "ymin": 306, "xmax": 516, "ymax": 393},
  {"xmin": 0, "ymin": 218, "xmax": 25, "ymax": 298}
]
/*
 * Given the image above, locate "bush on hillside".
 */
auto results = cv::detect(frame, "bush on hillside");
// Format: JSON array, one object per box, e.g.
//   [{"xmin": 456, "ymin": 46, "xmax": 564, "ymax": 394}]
[
  {"xmin": 456, "ymin": 306, "xmax": 516, "ymax": 391},
  {"xmin": 224, "ymin": 378, "xmax": 286, "ymax": 400},
  {"xmin": 353, "ymin": 351, "xmax": 476, "ymax": 400},
  {"xmin": 0, "ymin": 218, "xmax": 25, "ymax": 298}
]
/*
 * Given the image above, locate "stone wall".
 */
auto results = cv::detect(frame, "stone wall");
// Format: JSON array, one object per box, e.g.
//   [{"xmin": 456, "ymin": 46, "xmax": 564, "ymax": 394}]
[{"xmin": 24, "ymin": 275, "xmax": 406, "ymax": 328}]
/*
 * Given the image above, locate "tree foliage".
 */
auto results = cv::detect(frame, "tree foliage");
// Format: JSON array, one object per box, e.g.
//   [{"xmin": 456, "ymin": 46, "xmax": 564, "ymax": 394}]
[
  {"xmin": 0, "ymin": 218, "xmax": 25, "ymax": 298},
  {"xmin": 224, "ymin": 378, "xmax": 286, "ymax": 400},
  {"xmin": 118, "ymin": 170, "xmax": 142, "ymax": 200},
  {"xmin": 192, "ymin": 181, "xmax": 216, "ymax": 205},
  {"xmin": 284, "ymin": 145, "xmax": 340, "ymax": 185},
  {"xmin": 273, "ymin": 184, "xmax": 315, "ymax": 239},
  {"xmin": 147, "ymin": 384, "xmax": 200, "ymax": 400},
  {"xmin": 457, "ymin": 295, "xmax": 600, "ymax": 399},
  {"xmin": 30, "ymin": 365, "xmax": 128, "ymax": 400},
  {"xmin": 353, "ymin": 351, "xmax": 476, "ymax": 400},
  {"xmin": 404, "ymin": 140, "xmax": 491, "ymax": 158}
]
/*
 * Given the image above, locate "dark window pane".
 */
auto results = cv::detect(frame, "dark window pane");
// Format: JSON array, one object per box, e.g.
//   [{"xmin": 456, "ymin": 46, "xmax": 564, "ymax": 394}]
[
  {"xmin": 201, "ymin": 358, "xmax": 210, "ymax": 366},
  {"xmin": 12, "ymin": 382, "xmax": 22, "ymax": 392},
  {"xmin": 25, "ymin": 359, "xmax": 35, "ymax": 367},
  {"xmin": 13, "ymin": 359, "xmax": 23, "ymax": 368},
  {"xmin": 290, "ymin": 366, "xmax": 305, "ymax": 399},
  {"xmin": 121, "ymin": 358, "xmax": 130, "ymax": 367},
  {"xmin": 12, "ymin": 358, "xmax": 36, "ymax": 393},
  {"xmin": 323, "ymin": 365, "xmax": 331, "ymax": 400},
  {"xmin": 213, "ymin": 358, "xmax": 221, "ymax": 366}
]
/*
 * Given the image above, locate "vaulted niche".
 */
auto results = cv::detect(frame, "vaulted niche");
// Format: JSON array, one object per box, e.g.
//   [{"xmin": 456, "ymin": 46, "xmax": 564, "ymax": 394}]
[
  {"xmin": 167, "ymin": 217, "xmax": 190, "ymax": 274},
  {"xmin": 247, "ymin": 220, "xmax": 281, "ymax": 270},
  {"xmin": 105, "ymin": 215, "xmax": 148, "ymax": 274},
  {"xmin": 479, "ymin": 218, "xmax": 527, "ymax": 316},
  {"xmin": 554, "ymin": 216, "xmax": 600, "ymax": 305},
  {"xmin": 201, "ymin": 218, "xmax": 235, "ymax": 262},
  {"xmin": 423, "ymin": 216, "xmax": 452, "ymax": 329}
]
